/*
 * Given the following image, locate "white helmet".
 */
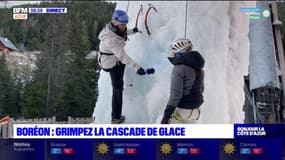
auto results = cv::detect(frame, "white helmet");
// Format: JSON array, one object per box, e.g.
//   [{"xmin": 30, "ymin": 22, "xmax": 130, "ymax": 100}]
[{"xmin": 170, "ymin": 38, "xmax": 193, "ymax": 53}]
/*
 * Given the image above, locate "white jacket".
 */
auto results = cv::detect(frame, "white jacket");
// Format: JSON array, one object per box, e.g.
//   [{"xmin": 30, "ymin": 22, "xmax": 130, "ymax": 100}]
[{"xmin": 98, "ymin": 23, "xmax": 140, "ymax": 71}]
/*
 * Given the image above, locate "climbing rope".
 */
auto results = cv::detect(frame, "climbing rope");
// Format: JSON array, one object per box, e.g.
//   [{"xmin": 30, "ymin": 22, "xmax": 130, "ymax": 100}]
[
  {"xmin": 126, "ymin": 0, "xmax": 130, "ymax": 13},
  {"xmin": 184, "ymin": 1, "xmax": 189, "ymax": 38}
]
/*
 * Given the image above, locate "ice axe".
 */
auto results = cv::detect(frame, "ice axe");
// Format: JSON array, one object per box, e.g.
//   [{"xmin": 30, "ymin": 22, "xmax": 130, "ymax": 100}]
[
  {"xmin": 145, "ymin": 3, "xmax": 158, "ymax": 35},
  {"xmin": 135, "ymin": 4, "xmax": 143, "ymax": 33}
]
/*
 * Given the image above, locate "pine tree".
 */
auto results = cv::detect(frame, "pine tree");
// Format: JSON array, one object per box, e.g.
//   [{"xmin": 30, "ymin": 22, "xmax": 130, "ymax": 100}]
[
  {"xmin": 2, "ymin": 1, "xmax": 115, "ymax": 119},
  {"xmin": 0, "ymin": 55, "xmax": 21, "ymax": 118},
  {"xmin": 21, "ymin": 81, "xmax": 46, "ymax": 118}
]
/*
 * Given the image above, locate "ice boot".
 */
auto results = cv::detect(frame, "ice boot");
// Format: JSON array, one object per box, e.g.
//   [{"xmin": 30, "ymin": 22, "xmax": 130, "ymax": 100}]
[{"xmin": 111, "ymin": 115, "xmax": 126, "ymax": 124}]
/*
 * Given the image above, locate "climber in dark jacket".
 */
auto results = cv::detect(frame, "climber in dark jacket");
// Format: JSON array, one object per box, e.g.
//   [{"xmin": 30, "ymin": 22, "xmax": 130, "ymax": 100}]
[{"xmin": 161, "ymin": 38, "xmax": 205, "ymax": 124}]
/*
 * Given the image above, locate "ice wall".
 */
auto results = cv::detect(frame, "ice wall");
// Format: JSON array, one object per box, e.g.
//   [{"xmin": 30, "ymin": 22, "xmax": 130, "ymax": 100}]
[{"xmin": 93, "ymin": 1, "xmax": 253, "ymax": 124}]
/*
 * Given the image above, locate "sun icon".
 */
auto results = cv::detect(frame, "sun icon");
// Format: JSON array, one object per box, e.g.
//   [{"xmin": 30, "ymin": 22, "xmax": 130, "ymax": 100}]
[
  {"xmin": 223, "ymin": 143, "xmax": 236, "ymax": 155},
  {"xmin": 97, "ymin": 142, "xmax": 109, "ymax": 155},
  {"xmin": 160, "ymin": 143, "xmax": 172, "ymax": 155}
]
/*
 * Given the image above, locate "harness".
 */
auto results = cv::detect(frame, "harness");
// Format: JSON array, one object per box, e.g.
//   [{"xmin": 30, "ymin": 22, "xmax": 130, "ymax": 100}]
[
  {"xmin": 100, "ymin": 52, "xmax": 113, "ymax": 56},
  {"xmin": 98, "ymin": 51, "xmax": 114, "ymax": 68}
]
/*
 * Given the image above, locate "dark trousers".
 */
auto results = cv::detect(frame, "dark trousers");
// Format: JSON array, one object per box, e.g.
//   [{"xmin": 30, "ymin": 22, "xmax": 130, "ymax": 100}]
[{"xmin": 108, "ymin": 62, "xmax": 126, "ymax": 119}]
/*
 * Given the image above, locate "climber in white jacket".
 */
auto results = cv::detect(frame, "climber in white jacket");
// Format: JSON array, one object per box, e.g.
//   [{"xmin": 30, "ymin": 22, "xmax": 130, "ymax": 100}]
[{"xmin": 98, "ymin": 10, "xmax": 146, "ymax": 124}]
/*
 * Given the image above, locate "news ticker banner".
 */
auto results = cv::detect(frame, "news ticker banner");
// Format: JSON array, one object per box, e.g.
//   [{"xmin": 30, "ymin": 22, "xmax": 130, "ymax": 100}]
[
  {"xmin": 13, "ymin": 7, "xmax": 67, "ymax": 20},
  {"xmin": 13, "ymin": 124, "xmax": 285, "ymax": 139},
  {"xmin": 5, "ymin": 124, "xmax": 285, "ymax": 160},
  {"xmin": 13, "ymin": 124, "xmax": 234, "ymax": 139},
  {"xmin": 0, "ymin": 138, "xmax": 283, "ymax": 160}
]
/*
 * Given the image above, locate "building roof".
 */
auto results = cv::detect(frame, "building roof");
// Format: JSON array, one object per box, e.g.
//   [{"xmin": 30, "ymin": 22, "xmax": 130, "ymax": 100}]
[{"xmin": 0, "ymin": 37, "xmax": 18, "ymax": 51}]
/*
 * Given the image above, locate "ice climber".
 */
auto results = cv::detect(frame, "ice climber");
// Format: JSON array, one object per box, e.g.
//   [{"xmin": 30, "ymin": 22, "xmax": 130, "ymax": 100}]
[
  {"xmin": 161, "ymin": 38, "xmax": 205, "ymax": 124},
  {"xmin": 97, "ymin": 10, "xmax": 146, "ymax": 124}
]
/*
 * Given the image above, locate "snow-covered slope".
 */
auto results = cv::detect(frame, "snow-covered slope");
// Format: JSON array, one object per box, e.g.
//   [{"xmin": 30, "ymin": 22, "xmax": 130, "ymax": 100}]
[{"xmin": 93, "ymin": 1, "xmax": 254, "ymax": 124}]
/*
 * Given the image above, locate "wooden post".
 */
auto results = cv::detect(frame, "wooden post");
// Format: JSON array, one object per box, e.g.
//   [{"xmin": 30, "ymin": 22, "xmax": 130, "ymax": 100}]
[
  {"xmin": 68, "ymin": 116, "xmax": 72, "ymax": 124},
  {"xmin": 52, "ymin": 116, "xmax": 56, "ymax": 124}
]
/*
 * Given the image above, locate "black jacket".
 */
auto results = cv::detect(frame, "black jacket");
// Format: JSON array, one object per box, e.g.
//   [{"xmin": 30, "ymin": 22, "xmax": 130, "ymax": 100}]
[{"xmin": 167, "ymin": 51, "xmax": 205, "ymax": 109}]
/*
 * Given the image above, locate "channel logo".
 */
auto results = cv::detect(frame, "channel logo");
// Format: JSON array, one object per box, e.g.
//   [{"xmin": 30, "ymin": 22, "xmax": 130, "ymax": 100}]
[
  {"xmin": 13, "ymin": 8, "xmax": 28, "ymax": 20},
  {"xmin": 13, "ymin": 8, "xmax": 28, "ymax": 14}
]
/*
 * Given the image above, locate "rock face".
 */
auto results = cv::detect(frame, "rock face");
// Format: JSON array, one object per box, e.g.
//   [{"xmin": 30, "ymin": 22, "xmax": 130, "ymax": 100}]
[{"xmin": 2, "ymin": 51, "xmax": 38, "ymax": 81}]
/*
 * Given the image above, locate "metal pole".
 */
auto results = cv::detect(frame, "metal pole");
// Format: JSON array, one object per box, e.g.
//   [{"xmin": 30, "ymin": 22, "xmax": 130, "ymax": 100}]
[{"xmin": 271, "ymin": 2, "xmax": 285, "ymax": 104}]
